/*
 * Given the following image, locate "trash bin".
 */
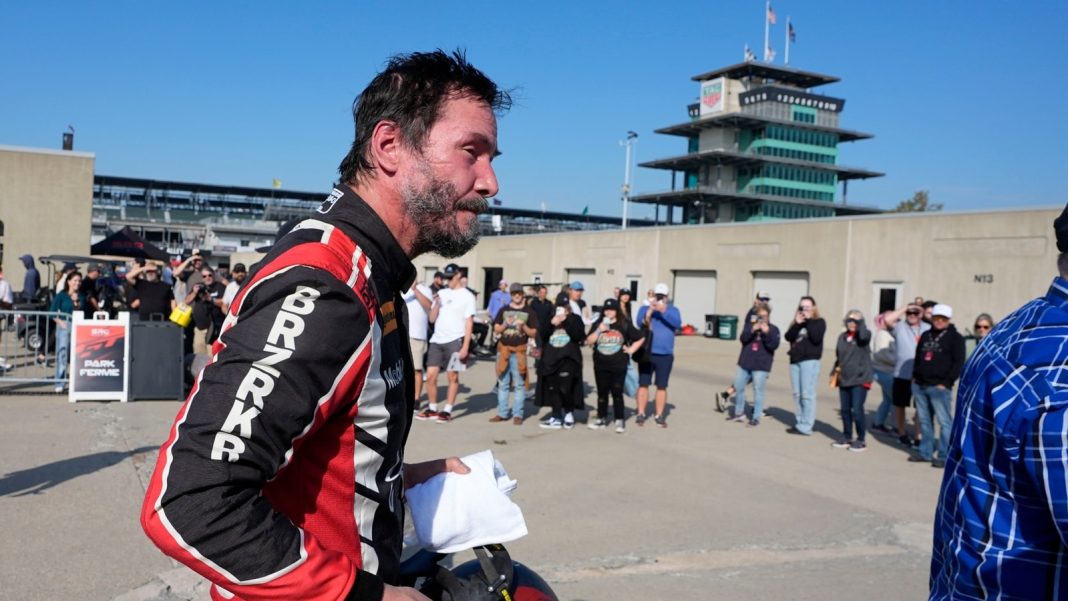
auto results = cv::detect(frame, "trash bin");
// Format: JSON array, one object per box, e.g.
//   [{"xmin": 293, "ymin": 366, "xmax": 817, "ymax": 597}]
[
  {"xmin": 703, "ymin": 314, "xmax": 719, "ymax": 338},
  {"xmin": 130, "ymin": 319, "xmax": 184, "ymax": 400},
  {"xmin": 718, "ymin": 315, "xmax": 739, "ymax": 340}
]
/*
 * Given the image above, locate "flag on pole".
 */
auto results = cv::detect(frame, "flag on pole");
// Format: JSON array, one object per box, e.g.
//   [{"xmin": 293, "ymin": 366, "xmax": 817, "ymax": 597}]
[
  {"xmin": 744, "ymin": 44, "xmax": 756, "ymax": 62},
  {"xmin": 789, "ymin": 21, "xmax": 796, "ymax": 42},
  {"xmin": 764, "ymin": 45, "xmax": 775, "ymax": 62},
  {"xmin": 581, "ymin": 206, "xmax": 589, "ymax": 216},
  {"xmin": 492, "ymin": 198, "xmax": 502, "ymax": 206},
  {"xmin": 272, "ymin": 179, "xmax": 282, "ymax": 189},
  {"xmin": 768, "ymin": 4, "xmax": 777, "ymax": 25}
]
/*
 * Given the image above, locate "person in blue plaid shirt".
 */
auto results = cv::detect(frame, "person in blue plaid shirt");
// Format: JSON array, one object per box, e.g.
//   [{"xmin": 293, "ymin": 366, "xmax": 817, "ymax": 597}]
[{"xmin": 931, "ymin": 204, "xmax": 1068, "ymax": 598}]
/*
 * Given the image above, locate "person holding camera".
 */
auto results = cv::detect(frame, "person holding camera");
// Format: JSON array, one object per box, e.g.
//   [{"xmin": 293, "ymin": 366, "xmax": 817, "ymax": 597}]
[
  {"xmin": 586, "ymin": 297, "xmax": 645, "ymax": 432},
  {"xmin": 784, "ymin": 296, "xmax": 826, "ymax": 436},
  {"xmin": 728, "ymin": 302, "xmax": 780, "ymax": 426},
  {"xmin": 183, "ymin": 266, "xmax": 226, "ymax": 354},
  {"xmin": 830, "ymin": 310, "xmax": 873, "ymax": 452},
  {"xmin": 537, "ymin": 297, "xmax": 586, "ymax": 429},
  {"xmin": 634, "ymin": 283, "xmax": 682, "ymax": 428},
  {"xmin": 175, "ymin": 249, "xmax": 207, "ymax": 290}
]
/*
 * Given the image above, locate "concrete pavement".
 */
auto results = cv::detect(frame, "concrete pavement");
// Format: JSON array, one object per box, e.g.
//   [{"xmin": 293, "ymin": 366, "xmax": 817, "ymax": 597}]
[{"xmin": 0, "ymin": 336, "xmax": 942, "ymax": 600}]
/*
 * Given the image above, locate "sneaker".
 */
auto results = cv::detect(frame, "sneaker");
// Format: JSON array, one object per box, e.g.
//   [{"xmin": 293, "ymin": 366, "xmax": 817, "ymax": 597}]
[
  {"xmin": 563, "ymin": 412, "xmax": 575, "ymax": 429},
  {"xmin": 747, "ymin": 418, "xmax": 760, "ymax": 427},
  {"xmin": 489, "ymin": 415, "xmax": 509, "ymax": 423},
  {"xmin": 435, "ymin": 411, "xmax": 453, "ymax": 423},
  {"xmin": 897, "ymin": 434, "xmax": 914, "ymax": 447},
  {"xmin": 654, "ymin": 415, "xmax": 667, "ymax": 428},
  {"xmin": 831, "ymin": 439, "xmax": 853, "ymax": 449},
  {"xmin": 539, "ymin": 417, "xmax": 563, "ymax": 429},
  {"xmin": 870, "ymin": 424, "xmax": 893, "ymax": 434},
  {"xmin": 588, "ymin": 418, "xmax": 607, "ymax": 430},
  {"xmin": 635, "ymin": 414, "xmax": 647, "ymax": 427},
  {"xmin": 931, "ymin": 458, "xmax": 946, "ymax": 468},
  {"xmin": 728, "ymin": 415, "xmax": 746, "ymax": 423},
  {"xmin": 849, "ymin": 441, "xmax": 868, "ymax": 453},
  {"xmin": 907, "ymin": 454, "xmax": 931, "ymax": 463},
  {"xmin": 54, "ymin": 385, "xmax": 65, "ymax": 393},
  {"xmin": 414, "ymin": 408, "xmax": 438, "ymax": 421},
  {"xmin": 761, "ymin": 409, "xmax": 769, "ymax": 418},
  {"xmin": 615, "ymin": 419, "xmax": 625, "ymax": 433},
  {"xmin": 513, "ymin": 417, "xmax": 523, "ymax": 425}
]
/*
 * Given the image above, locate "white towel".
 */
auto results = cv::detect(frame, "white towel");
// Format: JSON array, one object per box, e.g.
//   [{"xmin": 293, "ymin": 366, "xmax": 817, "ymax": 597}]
[{"xmin": 406, "ymin": 450, "xmax": 527, "ymax": 553}]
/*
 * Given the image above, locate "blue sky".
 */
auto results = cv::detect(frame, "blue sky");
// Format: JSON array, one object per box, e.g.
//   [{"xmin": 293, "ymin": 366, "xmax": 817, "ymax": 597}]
[{"xmin": 4, "ymin": 1, "xmax": 1066, "ymax": 218}]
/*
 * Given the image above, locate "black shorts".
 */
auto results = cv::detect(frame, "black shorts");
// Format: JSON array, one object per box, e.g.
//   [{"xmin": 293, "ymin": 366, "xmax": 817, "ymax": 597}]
[{"xmin": 892, "ymin": 377, "xmax": 913, "ymax": 408}]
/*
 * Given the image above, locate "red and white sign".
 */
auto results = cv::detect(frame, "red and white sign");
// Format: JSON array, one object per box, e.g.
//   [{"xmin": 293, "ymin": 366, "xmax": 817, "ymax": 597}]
[{"xmin": 69, "ymin": 312, "xmax": 130, "ymax": 402}]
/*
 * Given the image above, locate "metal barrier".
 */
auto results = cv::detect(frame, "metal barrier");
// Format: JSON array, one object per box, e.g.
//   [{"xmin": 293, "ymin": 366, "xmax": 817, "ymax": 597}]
[{"xmin": 0, "ymin": 309, "xmax": 67, "ymax": 386}]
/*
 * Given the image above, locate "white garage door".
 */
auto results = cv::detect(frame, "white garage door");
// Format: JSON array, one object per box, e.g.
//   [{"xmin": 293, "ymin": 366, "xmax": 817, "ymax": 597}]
[
  {"xmin": 672, "ymin": 270, "xmax": 717, "ymax": 328},
  {"xmin": 752, "ymin": 271, "xmax": 809, "ymax": 335},
  {"xmin": 566, "ymin": 268, "xmax": 597, "ymax": 305}
]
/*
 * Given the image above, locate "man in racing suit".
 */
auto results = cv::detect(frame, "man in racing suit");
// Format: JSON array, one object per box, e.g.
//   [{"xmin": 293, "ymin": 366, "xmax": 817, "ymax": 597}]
[{"xmin": 141, "ymin": 49, "xmax": 510, "ymax": 601}]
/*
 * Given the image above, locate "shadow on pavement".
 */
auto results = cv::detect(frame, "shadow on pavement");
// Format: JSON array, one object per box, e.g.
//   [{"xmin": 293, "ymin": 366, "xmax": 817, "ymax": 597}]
[{"xmin": 0, "ymin": 446, "xmax": 157, "ymax": 497}]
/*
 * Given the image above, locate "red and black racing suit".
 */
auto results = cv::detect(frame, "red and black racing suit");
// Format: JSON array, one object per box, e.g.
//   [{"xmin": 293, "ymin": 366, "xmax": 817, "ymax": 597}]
[{"xmin": 142, "ymin": 187, "xmax": 417, "ymax": 601}]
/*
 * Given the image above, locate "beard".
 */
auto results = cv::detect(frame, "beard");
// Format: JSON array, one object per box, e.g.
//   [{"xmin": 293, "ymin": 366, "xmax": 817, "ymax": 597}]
[{"xmin": 403, "ymin": 171, "xmax": 487, "ymax": 258}]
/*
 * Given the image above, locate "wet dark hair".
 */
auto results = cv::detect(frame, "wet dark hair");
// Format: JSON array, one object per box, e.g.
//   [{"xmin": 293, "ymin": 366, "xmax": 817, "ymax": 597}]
[{"xmin": 338, "ymin": 49, "xmax": 512, "ymax": 185}]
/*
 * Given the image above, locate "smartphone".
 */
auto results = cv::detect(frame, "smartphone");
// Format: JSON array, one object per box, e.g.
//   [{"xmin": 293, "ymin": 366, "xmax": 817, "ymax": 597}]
[
  {"xmin": 555, "ymin": 307, "xmax": 566, "ymax": 317},
  {"xmin": 604, "ymin": 317, "xmax": 614, "ymax": 325}
]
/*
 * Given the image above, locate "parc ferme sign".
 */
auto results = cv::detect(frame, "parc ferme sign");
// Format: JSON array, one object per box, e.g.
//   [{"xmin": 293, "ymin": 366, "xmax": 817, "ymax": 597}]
[{"xmin": 69, "ymin": 312, "xmax": 130, "ymax": 402}]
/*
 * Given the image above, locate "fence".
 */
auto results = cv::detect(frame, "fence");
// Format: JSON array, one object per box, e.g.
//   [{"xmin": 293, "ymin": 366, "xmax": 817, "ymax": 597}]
[{"xmin": 0, "ymin": 309, "xmax": 68, "ymax": 389}]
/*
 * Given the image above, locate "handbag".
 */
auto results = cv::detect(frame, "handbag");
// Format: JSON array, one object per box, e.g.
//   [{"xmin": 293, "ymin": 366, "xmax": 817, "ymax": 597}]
[
  {"xmin": 624, "ymin": 362, "xmax": 639, "ymax": 398},
  {"xmin": 632, "ymin": 322, "xmax": 654, "ymax": 364}
]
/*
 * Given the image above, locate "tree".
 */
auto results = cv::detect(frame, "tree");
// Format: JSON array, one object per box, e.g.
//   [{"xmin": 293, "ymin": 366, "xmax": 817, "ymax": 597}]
[{"xmin": 890, "ymin": 190, "xmax": 943, "ymax": 213}]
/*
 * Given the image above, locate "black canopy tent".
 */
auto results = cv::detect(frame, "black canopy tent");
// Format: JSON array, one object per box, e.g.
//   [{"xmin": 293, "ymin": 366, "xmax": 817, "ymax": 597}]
[{"xmin": 91, "ymin": 226, "xmax": 170, "ymax": 261}]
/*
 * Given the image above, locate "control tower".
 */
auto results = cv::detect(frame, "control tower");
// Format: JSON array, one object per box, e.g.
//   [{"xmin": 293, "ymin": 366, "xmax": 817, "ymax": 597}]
[{"xmin": 631, "ymin": 61, "xmax": 883, "ymax": 223}]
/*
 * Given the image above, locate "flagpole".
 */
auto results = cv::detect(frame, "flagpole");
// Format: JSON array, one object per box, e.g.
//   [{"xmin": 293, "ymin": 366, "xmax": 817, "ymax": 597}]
[
  {"xmin": 785, "ymin": 16, "xmax": 790, "ymax": 65},
  {"xmin": 763, "ymin": 0, "xmax": 770, "ymax": 63}
]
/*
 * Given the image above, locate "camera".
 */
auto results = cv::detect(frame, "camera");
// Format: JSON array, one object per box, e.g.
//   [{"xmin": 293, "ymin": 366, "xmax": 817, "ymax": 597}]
[{"xmin": 135, "ymin": 257, "xmax": 146, "ymax": 267}]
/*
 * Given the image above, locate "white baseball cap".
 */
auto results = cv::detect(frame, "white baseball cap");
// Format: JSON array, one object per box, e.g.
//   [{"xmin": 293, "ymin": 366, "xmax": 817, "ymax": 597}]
[
  {"xmin": 932, "ymin": 303, "xmax": 953, "ymax": 319},
  {"xmin": 654, "ymin": 283, "xmax": 670, "ymax": 295}
]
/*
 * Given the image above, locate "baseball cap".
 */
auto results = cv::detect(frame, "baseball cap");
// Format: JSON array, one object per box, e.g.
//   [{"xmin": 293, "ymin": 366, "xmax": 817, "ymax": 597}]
[
  {"xmin": 756, "ymin": 290, "xmax": 771, "ymax": 300},
  {"xmin": 442, "ymin": 263, "xmax": 461, "ymax": 278},
  {"xmin": 87, "ymin": 263, "xmax": 101, "ymax": 273},
  {"xmin": 508, "ymin": 282, "xmax": 524, "ymax": 294},
  {"xmin": 932, "ymin": 304, "xmax": 953, "ymax": 319},
  {"xmin": 617, "ymin": 287, "xmax": 632, "ymax": 297},
  {"xmin": 654, "ymin": 283, "xmax": 670, "ymax": 295},
  {"xmin": 570, "ymin": 281, "xmax": 585, "ymax": 291},
  {"xmin": 603, "ymin": 298, "xmax": 620, "ymax": 310},
  {"xmin": 232, "ymin": 263, "xmax": 247, "ymax": 273}
]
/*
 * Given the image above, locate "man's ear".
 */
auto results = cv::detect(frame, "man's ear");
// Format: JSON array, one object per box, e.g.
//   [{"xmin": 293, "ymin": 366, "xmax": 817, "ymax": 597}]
[{"xmin": 368, "ymin": 120, "xmax": 404, "ymax": 176}]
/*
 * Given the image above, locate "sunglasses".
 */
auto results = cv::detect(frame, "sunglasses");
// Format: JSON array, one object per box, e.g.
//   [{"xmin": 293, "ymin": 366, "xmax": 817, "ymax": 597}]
[
  {"xmin": 975, "ymin": 324, "xmax": 991, "ymax": 330},
  {"xmin": 906, "ymin": 310, "xmax": 921, "ymax": 316}
]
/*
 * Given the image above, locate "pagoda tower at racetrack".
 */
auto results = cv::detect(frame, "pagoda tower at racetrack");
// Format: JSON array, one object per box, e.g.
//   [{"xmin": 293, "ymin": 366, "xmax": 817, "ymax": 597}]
[{"xmin": 632, "ymin": 61, "xmax": 883, "ymax": 224}]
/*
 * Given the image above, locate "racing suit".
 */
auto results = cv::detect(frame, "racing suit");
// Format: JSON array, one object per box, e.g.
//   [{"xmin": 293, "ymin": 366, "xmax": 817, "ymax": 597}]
[{"xmin": 142, "ymin": 186, "xmax": 417, "ymax": 601}]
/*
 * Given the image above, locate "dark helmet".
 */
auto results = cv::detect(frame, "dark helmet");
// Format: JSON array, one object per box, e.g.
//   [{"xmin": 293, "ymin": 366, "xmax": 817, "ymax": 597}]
[{"xmin": 422, "ymin": 544, "xmax": 558, "ymax": 601}]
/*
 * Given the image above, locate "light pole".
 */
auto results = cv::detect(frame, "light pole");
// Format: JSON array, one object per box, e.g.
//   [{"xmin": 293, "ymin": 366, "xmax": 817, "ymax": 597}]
[{"xmin": 621, "ymin": 131, "xmax": 638, "ymax": 229}]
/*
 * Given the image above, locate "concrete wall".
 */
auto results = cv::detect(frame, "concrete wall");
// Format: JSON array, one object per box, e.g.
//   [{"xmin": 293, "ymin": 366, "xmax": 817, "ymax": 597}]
[
  {"xmin": 0, "ymin": 145, "xmax": 94, "ymax": 295},
  {"xmin": 413, "ymin": 207, "xmax": 1060, "ymax": 333}
]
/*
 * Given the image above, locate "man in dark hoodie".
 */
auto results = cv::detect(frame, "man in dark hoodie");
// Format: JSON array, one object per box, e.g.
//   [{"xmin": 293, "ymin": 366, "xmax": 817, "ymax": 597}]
[
  {"xmin": 908, "ymin": 303, "xmax": 965, "ymax": 467},
  {"xmin": 18, "ymin": 255, "xmax": 40, "ymax": 302}
]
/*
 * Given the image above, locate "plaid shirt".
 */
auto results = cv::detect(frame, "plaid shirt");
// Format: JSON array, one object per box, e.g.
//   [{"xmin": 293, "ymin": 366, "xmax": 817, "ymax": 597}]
[{"xmin": 932, "ymin": 278, "xmax": 1068, "ymax": 599}]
